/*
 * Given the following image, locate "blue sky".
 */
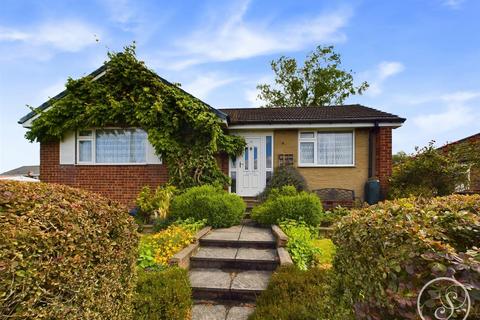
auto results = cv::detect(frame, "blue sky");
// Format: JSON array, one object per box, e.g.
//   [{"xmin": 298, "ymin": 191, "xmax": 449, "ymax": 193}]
[{"xmin": 1, "ymin": 0, "xmax": 479, "ymax": 172}]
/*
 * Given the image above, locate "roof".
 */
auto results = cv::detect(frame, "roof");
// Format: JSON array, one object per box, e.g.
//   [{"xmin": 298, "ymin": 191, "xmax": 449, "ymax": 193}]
[
  {"xmin": 438, "ymin": 132, "xmax": 480, "ymax": 150},
  {"xmin": 0, "ymin": 165, "xmax": 39, "ymax": 176},
  {"xmin": 18, "ymin": 64, "xmax": 227, "ymax": 125},
  {"xmin": 219, "ymin": 104, "xmax": 406, "ymax": 125},
  {"xmin": 0, "ymin": 176, "xmax": 40, "ymax": 182}
]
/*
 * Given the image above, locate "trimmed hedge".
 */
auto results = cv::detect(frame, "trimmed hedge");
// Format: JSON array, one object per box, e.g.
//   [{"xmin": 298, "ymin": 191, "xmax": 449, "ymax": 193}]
[
  {"xmin": 333, "ymin": 195, "xmax": 480, "ymax": 319},
  {"xmin": 258, "ymin": 165, "xmax": 308, "ymax": 201},
  {"xmin": 170, "ymin": 185, "xmax": 245, "ymax": 228},
  {"xmin": 250, "ymin": 265, "xmax": 354, "ymax": 320},
  {"xmin": 133, "ymin": 267, "xmax": 192, "ymax": 320},
  {"xmin": 0, "ymin": 181, "xmax": 139, "ymax": 319},
  {"xmin": 252, "ymin": 186, "xmax": 323, "ymax": 226}
]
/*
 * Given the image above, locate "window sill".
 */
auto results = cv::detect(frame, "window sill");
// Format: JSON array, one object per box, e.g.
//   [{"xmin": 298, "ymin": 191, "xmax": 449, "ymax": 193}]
[
  {"xmin": 298, "ymin": 164, "xmax": 356, "ymax": 168},
  {"xmin": 75, "ymin": 163, "xmax": 152, "ymax": 166}
]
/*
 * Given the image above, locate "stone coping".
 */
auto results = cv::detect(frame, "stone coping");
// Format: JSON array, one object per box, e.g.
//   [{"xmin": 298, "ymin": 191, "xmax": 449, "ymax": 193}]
[
  {"xmin": 169, "ymin": 226, "xmax": 212, "ymax": 269},
  {"xmin": 271, "ymin": 225, "xmax": 288, "ymax": 247}
]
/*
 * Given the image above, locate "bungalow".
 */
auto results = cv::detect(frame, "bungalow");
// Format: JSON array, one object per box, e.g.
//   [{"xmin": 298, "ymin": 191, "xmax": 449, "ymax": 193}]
[{"xmin": 19, "ymin": 66, "xmax": 405, "ymax": 207}]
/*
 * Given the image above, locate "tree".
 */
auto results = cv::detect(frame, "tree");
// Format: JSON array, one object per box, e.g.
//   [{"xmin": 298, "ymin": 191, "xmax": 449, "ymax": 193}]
[
  {"xmin": 388, "ymin": 141, "xmax": 480, "ymax": 198},
  {"xmin": 257, "ymin": 45, "xmax": 369, "ymax": 107}
]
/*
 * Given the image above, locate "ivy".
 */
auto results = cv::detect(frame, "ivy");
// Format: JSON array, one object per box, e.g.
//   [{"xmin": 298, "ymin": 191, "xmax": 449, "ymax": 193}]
[{"xmin": 25, "ymin": 45, "xmax": 245, "ymax": 188}]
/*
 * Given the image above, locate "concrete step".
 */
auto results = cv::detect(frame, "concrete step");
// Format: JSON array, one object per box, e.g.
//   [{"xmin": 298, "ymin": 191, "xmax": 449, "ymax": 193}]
[
  {"xmin": 189, "ymin": 268, "xmax": 272, "ymax": 302},
  {"xmin": 199, "ymin": 226, "xmax": 276, "ymax": 249},
  {"xmin": 190, "ymin": 247, "xmax": 279, "ymax": 270},
  {"xmin": 192, "ymin": 302, "xmax": 255, "ymax": 320}
]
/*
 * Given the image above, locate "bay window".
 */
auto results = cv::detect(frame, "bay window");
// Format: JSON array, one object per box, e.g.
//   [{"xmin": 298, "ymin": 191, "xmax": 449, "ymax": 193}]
[
  {"xmin": 299, "ymin": 131, "xmax": 354, "ymax": 166},
  {"xmin": 77, "ymin": 128, "xmax": 148, "ymax": 164}
]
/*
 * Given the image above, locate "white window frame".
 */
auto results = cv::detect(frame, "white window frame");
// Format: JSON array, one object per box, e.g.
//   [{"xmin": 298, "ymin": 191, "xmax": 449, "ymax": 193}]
[
  {"xmin": 298, "ymin": 129, "xmax": 355, "ymax": 167},
  {"xmin": 76, "ymin": 128, "xmax": 149, "ymax": 165}
]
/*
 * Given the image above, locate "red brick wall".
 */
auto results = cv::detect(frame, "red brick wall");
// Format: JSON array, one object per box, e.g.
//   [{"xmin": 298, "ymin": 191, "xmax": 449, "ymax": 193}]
[
  {"xmin": 375, "ymin": 127, "xmax": 393, "ymax": 199},
  {"xmin": 40, "ymin": 141, "xmax": 168, "ymax": 207}
]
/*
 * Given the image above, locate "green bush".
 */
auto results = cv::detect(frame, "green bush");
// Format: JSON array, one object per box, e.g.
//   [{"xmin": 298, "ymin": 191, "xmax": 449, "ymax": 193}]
[
  {"xmin": 279, "ymin": 220, "xmax": 321, "ymax": 270},
  {"xmin": 332, "ymin": 195, "xmax": 480, "ymax": 319},
  {"xmin": 389, "ymin": 141, "xmax": 480, "ymax": 198},
  {"xmin": 252, "ymin": 186, "xmax": 323, "ymax": 226},
  {"xmin": 0, "ymin": 181, "xmax": 138, "ymax": 319},
  {"xmin": 312, "ymin": 238, "xmax": 336, "ymax": 267},
  {"xmin": 250, "ymin": 265, "xmax": 354, "ymax": 320},
  {"xmin": 170, "ymin": 184, "xmax": 245, "ymax": 228},
  {"xmin": 133, "ymin": 267, "xmax": 192, "ymax": 320},
  {"xmin": 258, "ymin": 165, "xmax": 308, "ymax": 201}
]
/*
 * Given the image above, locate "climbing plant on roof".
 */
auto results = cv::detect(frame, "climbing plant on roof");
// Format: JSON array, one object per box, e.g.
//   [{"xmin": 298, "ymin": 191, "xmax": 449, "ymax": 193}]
[{"xmin": 25, "ymin": 45, "xmax": 245, "ymax": 189}]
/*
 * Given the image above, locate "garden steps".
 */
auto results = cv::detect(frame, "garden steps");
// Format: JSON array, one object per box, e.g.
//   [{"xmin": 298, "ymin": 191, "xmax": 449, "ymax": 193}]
[{"xmin": 190, "ymin": 224, "xmax": 280, "ymax": 320}]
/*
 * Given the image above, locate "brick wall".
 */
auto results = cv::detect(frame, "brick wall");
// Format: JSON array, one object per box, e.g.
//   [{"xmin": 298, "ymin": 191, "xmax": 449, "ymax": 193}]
[
  {"xmin": 40, "ymin": 141, "xmax": 169, "ymax": 207},
  {"xmin": 374, "ymin": 127, "xmax": 393, "ymax": 198}
]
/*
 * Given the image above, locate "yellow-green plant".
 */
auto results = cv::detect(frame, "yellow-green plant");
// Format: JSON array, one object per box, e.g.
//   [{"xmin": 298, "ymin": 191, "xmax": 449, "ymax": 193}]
[{"xmin": 136, "ymin": 185, "xmax": 176, "ymax": 223}]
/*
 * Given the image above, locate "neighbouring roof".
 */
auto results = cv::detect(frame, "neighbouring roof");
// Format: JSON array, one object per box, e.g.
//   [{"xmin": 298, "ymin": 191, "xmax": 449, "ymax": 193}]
[
  {"xmin": 18, "ymin": 64, "xmax": 227, "ymax": 126},
  {"xmin": 219, "ymin": 104, "xmax": 406, "ymax": 125},
  {"xmin": 0, "ymin": 165, "xmax": 39, "ymax": 177},
  {"xmin": 438, "ymin": 132, "xmax": 480, "ymax": 150}
]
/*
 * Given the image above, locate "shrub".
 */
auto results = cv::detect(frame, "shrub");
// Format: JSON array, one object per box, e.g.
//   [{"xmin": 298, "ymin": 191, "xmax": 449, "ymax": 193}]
[
  {"xmin": 0, "ymin": 181, "xmax": 138, "ymax": 319},
  {"xmin": 133, "ymin": 267, "xmax": 192, "ymax": 320},
  {"xmin": 170, "ymin": 184, "xmax": 245, "ymax": 228},
  {"xmin": 332, "ymin": 195, "xmax": 480, "ymax": 319},
  {"xmin": 258, "ymin": 165, "xmax": 308, "ymax": 201},
  {"xmin": 389, "ymin": 141, "xmax": 480, "ymax": 198},
  {"xmin": 279, "ymin": 220, "xmax": 321, "ymax": 270},
  {"xmin": 252, "ymin": 186, "xmax": 323, "ymax": 226},
  {"xmin": 137, "ymin": 219, "xmax": 205, "ymax": 268},
  {"xmin": 135, "ymin": 185, "xmax": 176, "ymax": 224},
  {"xmin": 250, "ymin": 265, "xmax": 354, "ymax": 320}
]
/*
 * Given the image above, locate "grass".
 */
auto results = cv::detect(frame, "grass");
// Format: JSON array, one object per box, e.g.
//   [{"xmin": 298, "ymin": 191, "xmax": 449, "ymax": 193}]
[{"xmin": 313, "ymin": 238, "xmax": 336, "ymax": 266}]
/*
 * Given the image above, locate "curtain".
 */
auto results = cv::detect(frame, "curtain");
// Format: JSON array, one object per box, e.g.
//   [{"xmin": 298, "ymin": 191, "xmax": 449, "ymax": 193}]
[
  {"xmin": 300, "ymin": 142, "xmax": 315, "ymax": 163},
  {"xmin": 317, "ymin": 132, "xmax": 353, "ymax": 165},
  {"xmin": 95, "ymin": 129, "xmax": 147, "ymax": 163}
]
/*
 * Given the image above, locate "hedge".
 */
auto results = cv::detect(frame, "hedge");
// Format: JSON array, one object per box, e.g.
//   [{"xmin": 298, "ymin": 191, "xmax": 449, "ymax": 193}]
[
  {"xmin": 252, "ymin": 186, "xmax": 323, "ymax": 226},
  {"xmin": 332, "ymin": 195, "xmax": 480, "ymax": 319},
  {"xmin": 0, "ymin": 181, "xmax": 139, "ymax": 319},
  {"xmin": 250, "ymin": 265, "xmax": 354, "ymax": 320},
  {"xmin": 133, "ymin": 267, "xmax": 192, "ymax": 320},
  {"xmin": 170, "ymin": 184, "xmax": 245, "ymax": 228}
]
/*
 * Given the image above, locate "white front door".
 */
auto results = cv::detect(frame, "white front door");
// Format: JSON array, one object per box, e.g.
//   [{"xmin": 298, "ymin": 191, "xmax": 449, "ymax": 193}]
[{"xmin": 238, "ymin": 137, "xmax": 263, "ymax": 196}]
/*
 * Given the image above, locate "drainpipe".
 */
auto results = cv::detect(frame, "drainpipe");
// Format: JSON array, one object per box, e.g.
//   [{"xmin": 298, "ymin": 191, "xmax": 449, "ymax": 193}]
[{"xmin": 368, "ymin": 122, "xmax": 379, "ymax": 178}]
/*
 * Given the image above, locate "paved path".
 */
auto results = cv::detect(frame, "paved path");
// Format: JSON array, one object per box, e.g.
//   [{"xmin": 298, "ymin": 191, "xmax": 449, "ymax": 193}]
[{"xmin": 190, "ymin": 224, "xmax": 278, "ymax": 320}]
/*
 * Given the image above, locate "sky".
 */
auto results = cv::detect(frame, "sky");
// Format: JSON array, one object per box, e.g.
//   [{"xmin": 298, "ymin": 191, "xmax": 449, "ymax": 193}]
[{"xmin": 1, "ymin": 0, "xmax": 479, "ymax": 172}]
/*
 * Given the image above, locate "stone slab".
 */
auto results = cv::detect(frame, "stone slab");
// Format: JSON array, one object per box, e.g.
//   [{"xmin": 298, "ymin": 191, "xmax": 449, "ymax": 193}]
[
  {"xmin": 236, "ymin": 248, "xmax": 277, "ymax": 261},
  {"xmin": 271, "ymin": 225, "xmax": 288, "ymax": 247},
  {"xmin": 226, "ymin": 306, "xmax": 255, "ymax": 320},
  {"xmin": 194, "ymin": 247, "xmax": 238, "ymax": 260},
  {"xmin": 231, "ymin": 270, "xmax": 271, "ymax": 291},
  {"xmin": 189, "ymin": 269, "xmax": 232, "ymax": 290},
  {"xmin": 192, "ymin": 304, "xmax": 227, "ymax": 320},
  {"xmin": 203, "ymin": 231, "xmax": 240, "ymax": 241},
  {"xmin": 169, "ymin": 242, "xmax": 199, "ymax": 269},
  {"xmin": 277, "ymin": 247, "xmax": 293, "ymax": 266},
  {"xmin": 238, "ymin": 231, "xmax": 275, "ymax": 242},
  {"xmin": 215, "ymin": 225, "xmax": 243, "ymax": 233}
]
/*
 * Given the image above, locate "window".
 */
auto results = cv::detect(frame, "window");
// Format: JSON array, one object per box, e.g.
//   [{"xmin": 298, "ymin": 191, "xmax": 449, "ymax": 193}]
[
  {"xmin": 77, "ymin": 128, "xmax": 147, "ymax": 164},
  {"xmin": 266, "ymin": 136, "xmax": 272, "ymax": 169},
  {"xmin": 299, "ymin": 131, "xmax": 354, "ymax": 166}
]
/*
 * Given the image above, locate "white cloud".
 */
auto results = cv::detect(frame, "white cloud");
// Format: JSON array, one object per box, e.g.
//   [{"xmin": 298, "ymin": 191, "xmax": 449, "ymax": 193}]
[
  {"xmin": 182, "ymin": 73, "xmax": 239, "ymax": 99},
  {"xmin": 101, "ymin": 0, "xmax": 135, "ymax": 25},
  {"xmin": 0, "ymin": 21, "xmax": 101, "ymax": 56},
  {"xmin": 365, "ymin": 61, "xmax": 405, "ymax": 96},
  {"xmin": 156, "ymin": 1, "xmax": 352, "ymax": 69},
  {"xmin": 412, "ymin": 90, "xmax": 480, "ymax": 133},
  {"xmin": 443, "ymin": 0, "xmax": 465, "ymax": 9}
]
